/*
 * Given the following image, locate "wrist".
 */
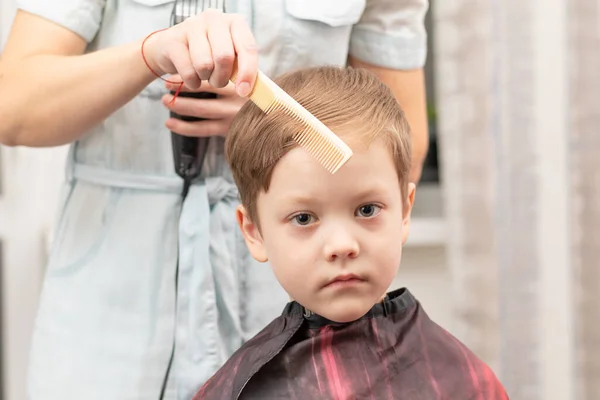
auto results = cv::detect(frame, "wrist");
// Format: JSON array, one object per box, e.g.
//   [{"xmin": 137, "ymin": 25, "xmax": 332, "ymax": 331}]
[{"xmin": 140, "ymin": 29, "xmax": 168, "ymax": 78}]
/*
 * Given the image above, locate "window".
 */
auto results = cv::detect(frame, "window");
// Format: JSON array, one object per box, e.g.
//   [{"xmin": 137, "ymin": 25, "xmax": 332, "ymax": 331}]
[
  {"xmin": 421, "ymin": 3, "xmax": 440, "ymax": 185},
  {"xmin": 408, "ymin": 0, "xmax": 445, "ymax": 246}
]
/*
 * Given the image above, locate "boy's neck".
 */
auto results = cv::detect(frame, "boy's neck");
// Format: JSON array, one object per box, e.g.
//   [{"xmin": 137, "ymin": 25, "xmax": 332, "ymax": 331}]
[{"xmin": 290, "ymin": 292, "xmax": 389, "ymax": 316}]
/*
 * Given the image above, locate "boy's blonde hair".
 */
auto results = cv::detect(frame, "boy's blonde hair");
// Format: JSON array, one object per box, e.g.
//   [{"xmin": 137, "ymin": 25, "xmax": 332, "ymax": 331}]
[{"xmin": 226, "ymin": 66, "xmax": 412, "ymax": 223}]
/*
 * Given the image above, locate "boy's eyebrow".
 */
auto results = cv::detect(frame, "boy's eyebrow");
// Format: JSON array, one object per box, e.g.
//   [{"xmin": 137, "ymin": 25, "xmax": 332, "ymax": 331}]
[
  {"xmin": 277, "ymin": 183, "xmax": 391, "ymax": 205},
  {"xmin": 348, "ymin": 185, "xmax": 391, "ymax": 202},
  {"xmin": 276, "ymin": 193, "xmax": 316, "ymax": 206}
]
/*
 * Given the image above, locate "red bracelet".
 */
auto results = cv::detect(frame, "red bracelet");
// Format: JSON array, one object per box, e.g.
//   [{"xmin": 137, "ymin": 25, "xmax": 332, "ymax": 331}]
[{"xmin": 141, "ymin": 28, "xmax": 184, "ymax": 105}]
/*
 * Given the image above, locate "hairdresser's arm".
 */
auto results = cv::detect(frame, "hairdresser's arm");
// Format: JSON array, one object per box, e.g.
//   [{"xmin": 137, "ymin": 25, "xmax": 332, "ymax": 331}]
[
  {"xmin": 349, "ymin": 57, "xmax": 428, "ymax": 184},
  {"xmin": 0, "ymin": 11, "xmax": 153, "ymax": 147},
  {"xmin": 0, "ymin": 10, "xmax": 256, "ymax": 147}
]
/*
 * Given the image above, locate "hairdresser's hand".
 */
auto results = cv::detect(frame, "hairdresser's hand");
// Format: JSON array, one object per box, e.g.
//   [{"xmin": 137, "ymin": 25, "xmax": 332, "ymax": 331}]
[
  {"xmin": 162, "ymin": 78, "xmax": 247, "ymax": 137},
  {"xmin": 142, "ymin": 9, "xmax": 257, "ymax": 97}
]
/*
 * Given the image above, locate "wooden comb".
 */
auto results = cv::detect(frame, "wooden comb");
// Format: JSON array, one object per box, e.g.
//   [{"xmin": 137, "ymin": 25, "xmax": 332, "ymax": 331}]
[{"xmin": 230, "ymin": 69, "xmax": 353, "ymax": 174}]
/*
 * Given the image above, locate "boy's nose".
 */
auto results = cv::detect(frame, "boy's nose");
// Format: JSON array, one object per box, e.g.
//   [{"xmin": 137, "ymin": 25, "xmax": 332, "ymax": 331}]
[{"xmin": 323, "ymin": 229, "xmax": 360, "ymax": 262}]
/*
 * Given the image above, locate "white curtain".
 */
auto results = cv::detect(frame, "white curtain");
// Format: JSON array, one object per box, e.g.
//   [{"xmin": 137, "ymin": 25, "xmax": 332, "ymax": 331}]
[
  {"xmin": 434, "ymin": 1, "xmax": 599, "ymax": 399},
  {"xmin": 569, "ymin": 1, "xmax": 600, "ymax": 399}
]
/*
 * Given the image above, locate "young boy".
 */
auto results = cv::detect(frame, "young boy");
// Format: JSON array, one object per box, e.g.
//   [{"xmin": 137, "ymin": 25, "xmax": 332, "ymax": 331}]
[{"xmin": 193, "ymin": 67, "xmax": 509, "ymax": 399}]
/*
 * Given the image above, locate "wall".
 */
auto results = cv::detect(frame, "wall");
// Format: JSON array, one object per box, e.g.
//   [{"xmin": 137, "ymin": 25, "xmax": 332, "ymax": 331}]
[{"xmin": 0, "ymin": 3, "xmax": 69, "ymax": 399}]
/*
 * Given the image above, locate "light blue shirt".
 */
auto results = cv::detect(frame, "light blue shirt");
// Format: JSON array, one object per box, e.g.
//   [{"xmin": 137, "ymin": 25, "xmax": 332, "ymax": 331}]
[{"xmin": 17, "ymin": 0, "xmax": 428, "ymax": 398}]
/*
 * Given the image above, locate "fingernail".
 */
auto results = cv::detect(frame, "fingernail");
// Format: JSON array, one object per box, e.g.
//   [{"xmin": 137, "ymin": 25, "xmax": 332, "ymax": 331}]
[{"xmin": 237, "ymin": 82, "xmax": 251, "ymax": 97}]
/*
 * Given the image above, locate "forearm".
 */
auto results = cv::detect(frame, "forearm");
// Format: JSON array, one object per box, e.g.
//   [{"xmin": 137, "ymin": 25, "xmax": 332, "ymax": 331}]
[
  {"xmin": 0, "ymin": 40, "xmax": 156, "ymax": 147},
  {"xmin": 392, "ymin": 69, "xmax": 429, "ymax": 184},
  {"xmin": 348, "ymin": 57, "xmax": 429, "ymax": 183}
]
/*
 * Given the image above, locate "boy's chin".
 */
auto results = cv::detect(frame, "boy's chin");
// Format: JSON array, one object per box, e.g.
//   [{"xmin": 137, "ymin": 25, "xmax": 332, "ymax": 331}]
[{"xmin": 312, "ymin": 301, "xmax": 375, "ymax": 324}]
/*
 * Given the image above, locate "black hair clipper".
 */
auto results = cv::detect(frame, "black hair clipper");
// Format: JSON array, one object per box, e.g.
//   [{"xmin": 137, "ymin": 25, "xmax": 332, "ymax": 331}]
[{"xmin": 170, "ymin": 0, "xmax": 225, "ymax": 196}]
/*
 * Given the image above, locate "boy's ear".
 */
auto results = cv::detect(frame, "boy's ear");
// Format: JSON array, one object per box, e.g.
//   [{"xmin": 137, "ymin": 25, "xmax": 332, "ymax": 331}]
[
  {"xmin": 236, "ymin": 205, "xmax": 268, "ymax": 263},
  {"xmin": 401, "ymin": 183, "xmax": 416, "ymax": 245}
]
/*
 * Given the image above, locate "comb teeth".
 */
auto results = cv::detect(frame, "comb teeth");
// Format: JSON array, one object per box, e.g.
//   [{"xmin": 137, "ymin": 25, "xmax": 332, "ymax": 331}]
[
  {"xmin": 268, "ymin": 99, "xmax": 349, "ymax": 173},
  {"xmin": 232, "ymin": 71, "xmax": 353, "ymax": 174}
]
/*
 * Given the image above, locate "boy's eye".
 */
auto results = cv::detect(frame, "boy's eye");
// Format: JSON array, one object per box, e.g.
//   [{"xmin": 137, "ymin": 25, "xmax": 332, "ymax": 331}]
[
  {"xmin": 356, "ymin": 204, "xmax": 381, "ymax": 218},
  {"xmin": 292, "ymin": 213, "xmax": 314, "ymax": 226}
]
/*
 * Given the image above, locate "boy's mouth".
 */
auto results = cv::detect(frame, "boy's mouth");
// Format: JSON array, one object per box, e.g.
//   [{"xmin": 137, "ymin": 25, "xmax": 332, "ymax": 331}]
[{"xmin": 323, "ymin": 273, "xmax": 365, "ymax": 289}]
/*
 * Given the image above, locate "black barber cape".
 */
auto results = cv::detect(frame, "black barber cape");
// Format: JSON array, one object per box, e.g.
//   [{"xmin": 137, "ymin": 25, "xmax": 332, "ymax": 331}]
[{"xmin": 193, "ymin": 288, "xmax": 509, "ymax": 400}]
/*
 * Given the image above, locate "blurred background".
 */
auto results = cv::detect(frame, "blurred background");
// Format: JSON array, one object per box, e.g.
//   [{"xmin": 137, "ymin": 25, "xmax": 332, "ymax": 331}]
[{"xmin": 1, "ymin": 0, "xmax": 598, "ymax": 399}]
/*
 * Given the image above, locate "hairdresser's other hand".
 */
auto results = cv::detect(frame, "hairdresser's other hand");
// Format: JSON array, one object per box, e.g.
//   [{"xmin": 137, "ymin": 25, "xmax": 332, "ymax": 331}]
[
  {"xmin": 142, "ymin": 9, "xmax": 257, "ymax": 97},
  {"xmin": 162, "ymin": 79, "xmax": 247, "ymax": 137}
]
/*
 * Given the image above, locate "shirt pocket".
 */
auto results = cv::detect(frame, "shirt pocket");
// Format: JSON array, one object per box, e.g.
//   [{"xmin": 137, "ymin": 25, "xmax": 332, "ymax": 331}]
[
  {"xmin": 278, "ymin": 0, "xmax": 366, "ymax": 72},
  {"xmin": 284, "ymin": 0, "xmax": 366, "ymax": 27},
  {"xmin": 130, "ymin": 0, "xmax": 174, "ymax": 6}
]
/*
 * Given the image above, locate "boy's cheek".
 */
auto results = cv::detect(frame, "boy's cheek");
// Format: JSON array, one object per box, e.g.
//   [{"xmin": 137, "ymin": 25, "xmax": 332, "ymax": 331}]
[{"xmin": 270, "ymin": 253, "xmax": 311, "ymax": 288}]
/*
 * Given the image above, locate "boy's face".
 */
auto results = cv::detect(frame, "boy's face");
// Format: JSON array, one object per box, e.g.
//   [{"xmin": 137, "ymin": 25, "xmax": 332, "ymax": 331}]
[{"xmin": 237, "ymin": 139, "xmax": 415, "ymax": 323}]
